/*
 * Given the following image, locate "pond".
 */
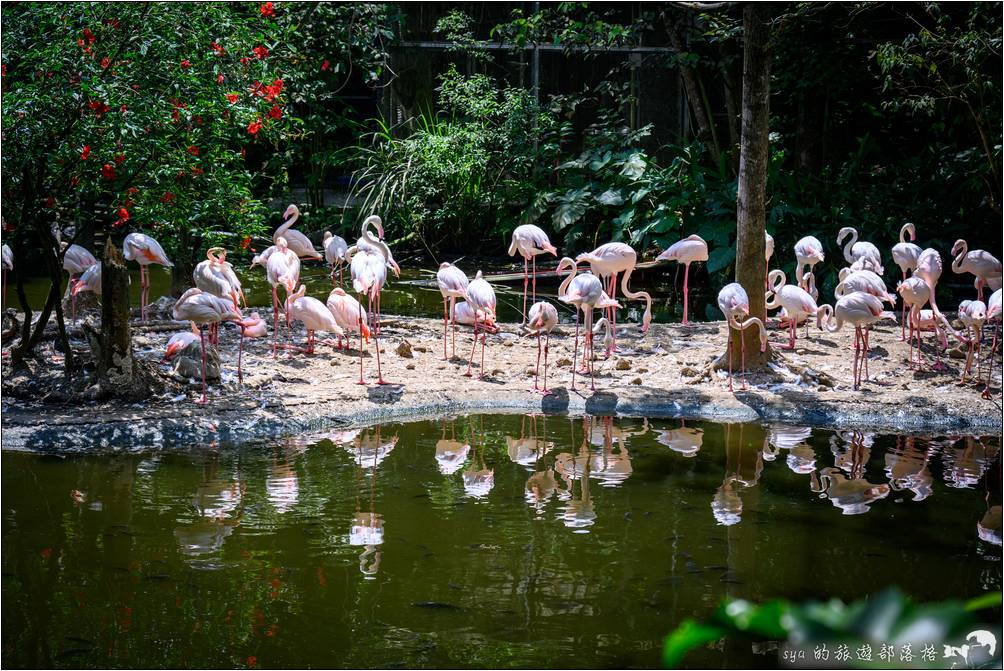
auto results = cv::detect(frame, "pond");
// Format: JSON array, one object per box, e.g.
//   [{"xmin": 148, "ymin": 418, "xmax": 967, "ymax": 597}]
[{"xmin": 3, "ymin": 415, "xmax": 1000, "ymax": 668}]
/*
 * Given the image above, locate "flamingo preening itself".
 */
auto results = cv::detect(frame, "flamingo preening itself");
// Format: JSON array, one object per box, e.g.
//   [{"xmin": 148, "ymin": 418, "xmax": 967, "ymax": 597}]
[
  {"xmin": 436, "ymin": 262, "xmax": 469, "ymax": 360},
  {"xmin": 161, "ymin": 331, "xmax": 199, "ymax": 363},
  {"xmin": 525, "ymin": 300, "xmax": 559, "ymax": 394},
  {"xmin": 326, "ymin": 287, "xmax": 370, "ymax": 351},
  {"xmin": 717, "ymin": 283, "xmax": 767, "ymax": 391},
  {"xmin": 323, "ymin": 231, "xmax": 349, "ymax": 286},
  {"xmin": 348, "ymin": 239, "xmax": 391, "ymax": 385},
  {"xmin": 817, "ymin": 291, "xmax": 891, "ymax": 390},
  {"xmin": 62, "ymin": 243, "xmax": 97, "ymax": 323},
  {"xmin": 557, "ymin": 257, "xmax": 619, "ymax": 391},
  {"xmin": 508, "ymin": 224, "xmax": 557, "ymax": 324},
  {"xmin": 896, "ymin": 276, "xmax": 933, "ymax": 370},
  {"xmin": 171, "ymin": 287, "xmax": 243, "ymax": 404},
  {"xmin": 951, "ymin": 239, "xmax": 1002, "ymax": 302},
  {"xmin": 892, "ymin": 223, "xmax": 923, "ymax": 340},
  {"xmin": 957, "ymin": 300, "xmax": 987, "ymax": 385},
  {"xmin": 835, "ymin": 269, "xmax": 895, "ymax": 305},
  {"xmin": 265, "ymin": 237, "xmax": 300, "ymax": 356},
  {"xmin": 452, "ymin": 301, "xmax": 499, "ymax": 333},
  {"xmin": 284, "ymin": 284, "xmax": 345, "ymax": 354},
  {"xmin": 194, "ymin": 247, "xmax": 244, "ymax": 345},
  {"xmin": 766, "ymin": 269, "xmax": 824, "ymax": 349},
  {"xmin": 836, "ymin": 226, "xmax": 883, "ymax": 272},
  {"xmin": 463, "ymin": 270, "xmax": 497, "ymax": 379},
  {"xmin": 70, "ymin": 263, "xmax": 102, "ymax": 299},
  {"xmin": 576, "ymin": 242, "xmax": 653, "ymax": 355},
  {"xmin": 275, "ymin": 205, "xmax": 322, "ymax": 260},
  {"xmin": 656, "ymin": 234, "xmax": 708, "ymax": 326},
  {"xmin": 123, "ymin": 232, "xmax": 172, "ymax": 322},
  {"xmin": 354, "ymin": 215, "xmax": 400, "ymax": 333},
  {"xmin": 793, "ymin": 235, "xmax": 825, "ymax": 290}
]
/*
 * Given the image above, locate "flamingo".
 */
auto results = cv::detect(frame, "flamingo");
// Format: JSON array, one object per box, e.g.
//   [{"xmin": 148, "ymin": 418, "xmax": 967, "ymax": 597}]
[
  {"xmin": 835, "ymin": 269, "xmax": 895, "ymax": 305},
  {"xmin": 326, "ymin": 287, "xmax": 370, "ymax": 351},
  {"xmin": 463, "ymin": 270, "xmax": 497, "ymax": 379},
  {"xmin": 122, "ymin": 232, "xmax": 172, "ymax": 322},
  {"xmin": 161, "ymin": 331, "xmax": 199, "ymax": 363},
  {"xmin": 817, "ymin": 291, "xmax": 891, "ymax": 390},
  {"xmin": 234, "ymin": 311, "xmax": 267, "ymax": 383},
  {"xmin": 70, "ymin": 263, "xmax": 102, "ymax": 299},
  {"xmin": 957, "ymin": 300, "xmax": 987, "ymax": 384},
  {"xmin": 896, "ymin": 276, "xmax": 932, "ymax": 370},
  {"xmin": 171, "ymin": 287, "xmax": 242, "ymax": 404},
  {"xmin": 576, "ymin": 242, "xmax": 653, "ymax": 354},
  {"xmin": 348, "ymin": 242, "xmax": 390, "ymax": 385},
  {"xmin": 193, "ymin": 247, "xmax": 244, "ymax": 345},
  {"xmin": 717, "ymin": 283, "xmax": 767, "ymax": 391},
  {"xmin": 508, "ymin": 224, "xmax": 557, "ymax": 323},
  {"xmin": 436, "ymin": 262, "xmax": 469, "ymax": 360},
  {"xmin": 265, "ymin": 237, "xmax": 300, "ymax": 356},
  {"xmin": 951, "ymin": 239, "xmax": 1002, "ymax": 302},
  {"xmin": 793, "ymin": 235, "xmax": 825, "ymax": 289},
  {"xmin": 323, "ymin": 231, "xmax": 349, "ymax": 286},
  {"xmin": 914, "ymin": 247, "xmax": 968, "ymax": 361},
  {"xmin": 451, "ymin": 301, "xmax": 499, "ymax": 333},
  {"xmin": 779, "ymin": 272, "xmax": 817, "ymax": 329},
  {"xmin": 656, "ymin": 234, "xmax": 708, "ymax": 325},
  {"xmin": 62, "ymin": 243, "xmax": 97, "ymax": 322},
  {"xmin": 275, "ymin": 205, "xmax": 322, "ymax": 260},
  {"xmin": 526, "ymin": 301, "xmax": 558, "ymax": 394},
  {"xmin": 891, "ymin": 224, "xmax": 923, "ymax": 340},
  {"xmin": 983, "ymin": 289, "xmax": 1002, "ymax": 399},
  {"xmin": 284, "ymin": 284, "xmax": 345, "ymax": 354},
  {"xmin": 765, "ymin": 231, "xmax": 775, "ymax": 289},
  {"xmin": 557, "ymin": 257, "xmax": 619, "ymax": 390},
  {"xmin": 836, "ymin": 226, "xmax": 883, "ymax": 270},
  {"xmin": 766, "ymin": 269, "xmax": 825, "ymax": 348},
  {"xmin": 1, "ymin": 243, "xmax": 11, "ymax": 308},
  {"xmin": 353, "ymin": 215, "xmax": 400, "ymax": 333}
]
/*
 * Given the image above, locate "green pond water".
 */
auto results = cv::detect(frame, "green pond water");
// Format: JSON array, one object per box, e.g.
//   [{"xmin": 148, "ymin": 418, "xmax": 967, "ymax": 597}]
[{"xmin": 2, "ymin": 415, "xmax": 1001, "ymax": 669}]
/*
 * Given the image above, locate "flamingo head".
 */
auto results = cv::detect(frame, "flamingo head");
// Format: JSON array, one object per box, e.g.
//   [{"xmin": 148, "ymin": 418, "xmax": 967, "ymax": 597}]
[
  {"xmin": 323, "ymin": 231, "xmax": 332, "ymax": 243},
  {"xmin": 283, "ymin": 204, "xmax": 299, "ymax": 221},
  {"xmin": 951, "ymin": 239, "xmax": 966, "ymax": 256},
  {"xmin": 556, "ymin": 256, "xmax": 576, "ymax": 275},
  {"xmin": 439, "ymin": 261, "xmax": 451, "ymax": 270},
  {"xmin": 836, "ymin": 227, "xmax": 854, "ymax": 245},
  {"xmin": 364, "ymin": 214, "xmax": 384, "ymax": 240},
  {"xmin": 360, "ymin": 320, "xmax": 371, "ymax": 343},
  {"xmin": 276, "ymin": 236, "xmax": 289, "ymax": 251},
  {"xmin": 543, "ymin": 242, "xmax": 558, "ymax": 256},
  {"xmin": 903, "ymin": 222, "xmax": 916, "ymax": 242},
  {"xmin": 389, "ymin": 258, "xmax": 401, "ymax": 278}
]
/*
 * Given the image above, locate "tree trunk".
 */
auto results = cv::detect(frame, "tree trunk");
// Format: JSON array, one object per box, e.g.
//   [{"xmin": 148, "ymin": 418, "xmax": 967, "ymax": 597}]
[
  {"xmin": 730, "ymin": 3, "xmax": 772, "ymax": 370},
  {"xmin": 664, "ymin": 16, "xmax": 721, "ymax": 165}
]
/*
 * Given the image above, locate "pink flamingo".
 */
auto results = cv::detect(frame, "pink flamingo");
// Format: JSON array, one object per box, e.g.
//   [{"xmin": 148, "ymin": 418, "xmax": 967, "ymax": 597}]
[
  {"xmin": 765, "ymin": 231, "xmax": 774, "ymax": 289},
  {"xmin": 779, "ymin": 272, "xmax": 816, "ymax": 330},
  {"xmin": 896, "ymin": 276, "xmax": 932, "ymax": 370},
  {"xmin": 891, "ymin": 223, "xmax": 922, "ymax": 340},
  {"xmin": 576, "ymin": 242, "xmax": 653, "ymax": 355},
  {"xmin": 1, "ymin": 243, "xmax": 11, "ymax": 308},
  {"xmin": 266, "ymin": 237, "xmax": 300, "ymax": 356},
  {"xmin": 793, "ymin": 235, "xmax": 825, "ymax": 289},
  {"xmin": 161, "ymin": 331, "xmax": 199, "ymax": 363},
  {"xmin": 171, "ymin": 287, "xmax": 242, "ymax": 404},
  {"xmin": 194, "ymin": 247, "xmax": 244, "ymax": 345},
  {"xmin": 349, "ymin": 243, "xmax": 390, "ymax": 385},
  {"xmin": 436, "ymin": 262, "xmax": 469, "ymax": 360},
  {"xmin": 70, "ymin": 263, "xmax": 101, "ymax": 299},
  {"xmin": 62, "ymin": 243, "xmax": 97, "ymax": 323},
  {"xmin": 123, "ymin": 232, "xmax": 173, "ymax": 322},
  {"xmin": 326, "ymin": 287, "xmax": 370, "ymax": 351},
  {"xmin": 656, "ymin": 235, "xmax": 708, "ymax": 326},
  {"xmin": 951, "ymin": 239, "xmax": 1002, "ymax": 302},
  {"xmin": 275, "ymin": 205, "xmax": 322, "ymax": 260},
  {"xmin": 766, "ymin": 269, "xmax": 824, "ymax": 349},
  {"xmin": 284, "ymin": 284, "xmax": 345, "ymax": 354},
  {"xmin": 323, "ymin": 231, "xmax": 349, "ymax": 286},
  {"xmin": 837, "ymin": 226, "xmax": 883, "ymax": 272},
  {"xmin": 508, "ymin": 224, "xmax": 557, "ymax": 323},
  {"xmin": 983, "ymin": 289, "xmax": 1002, "ymax": 399},
  {"xmin": 835, "ymin": 269, "xmax": 895, "ymax": 305},
  {"xmin": 914, "ymin": 247, "xmax": 969, "ymax": 364},
  {"xmin": 717, "ymin": 283, "xmax": 767, "ymax": 391},
  {"xmin": 234, "ymin": 311, "xmax": 267, "ymax": 383},
  {"xmin": 557, "ymin": 257, "xmax": 619, "ymax": 390},
  {"xmin": 957, "ymin": 300, "xmax": 987, "ymax": 384},
  {"xmin": 526, "ymin": 300, "xmax": 559, "ymax": 394},
  {"xmin": 452, "ymin": 301, "xmax": 499, "ymax": 333},
  {"xmin": 817, "ymin": 291, "xmax": 890, "ymax": 390},
  {"xmin": 463, "ymin": 270, "xmax": 497, "ymax": 379},
  {"xmin": 354, "ymin": 215, "xmax": 400, "ymax": 333}
]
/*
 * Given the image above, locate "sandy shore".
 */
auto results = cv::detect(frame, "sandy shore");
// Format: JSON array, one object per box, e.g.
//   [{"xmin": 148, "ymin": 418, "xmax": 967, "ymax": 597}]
[{"xmin": 2, "ymin": 308, "xmax": 1001, "ymax": 450}]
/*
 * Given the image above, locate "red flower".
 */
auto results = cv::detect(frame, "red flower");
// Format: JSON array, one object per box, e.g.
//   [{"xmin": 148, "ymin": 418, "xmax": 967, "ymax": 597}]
[
  {"xmin": 211, "ymin": 41, "xmax": 225, "ymax": 56},
  {"xmin": 126, "ymin": 186, "xmax": 139, "ymax": 195},
  {"xmin": 45, "ymin": 196, "xmax": 56, "ymax": 209},
  {"xmin": 80, "ymin": 145, "xmax": 91, "ymax": 160},
  {"xmin": 187, "ymin": 145, "xmax": 199, "ymax": 156},
  {"xmin": 240, "ymin": 147, "xmax": 247, "ymax": 159},
  {"xmin": 70, "ymin": 175, "xmax": 80, "ymax": 187},
  {"xmin": 240, "ymin": 235, "xmax": 251, "ymax": 250},
  {"xmin": 252, "ymin": 45, "xmax": 268, "ymax": 60},
  {"xmin": 131, "ymin": 83, "xmax": 139, "ymax": 90},
  {"xmin": 249, "ymin": 81, "xmax": 265, "ymax": 97},
  {"xmin": 191, "ymin": 167, "xmax": 204, "ymax": 176},
  {"xmin": 120, "ymin": 104, "xmax": 127, "ymax": 113},
  {"xmin": 321, "ymin": 59, "xmax": 330, "ymax": 72},
  {"xmin": 260, "ymin": 2, "xmax": 275, "ymax": 17},
  {"xmin": 216, "ymin": 74, "xmax": 225, "ymax": 84},
  {"xmin": 195, "ymin": 115, "xmax": 203, "ymax": 125},
  {"xmin": 113, "ymin": 153, "xmax": 125, "ymax": 165},
  {"xmin": 77, "ymin": 38, "xmax": 85, "ymax": 47},
  {"xmin": 100, "ymin": 56, "xmax": 111, "ymax": 69},
  {"xmin": 264, "ymin": 78, "xmax": 283, "ymax": 102},
  {"xmin": 240, "ymin": 57, "xmax": 251, "ymax": 66},
  {"xmin": 247, "ymin": 119, "xmax": 262, "ymax": 135},
  {"xmin": 172, "ymin": 109, "xmax": 181, "ymax": 123},
  {"xmin": 180, "ymin": 59, "xmax": 191, "ymax": 70},
  {"xmin": 226, "ymin": 93, "xmax": 239, "ymax": 104},
  {"xmin": 88, "ymin": 100, "xmax": 110, "ymax": 117},
  {"xmin": 160, "ymin": 191, "xmax": 175, "ymax": 204},
  {"xmin": 101, "ymin": 163, "xmax": 116, "ymax": 180},
  {"xmin": 1, "ymin": 64, "xmax": 7, "ymax": 76},
  {"xmin": 268, "ymin": 105, "xmax": 282, "ymax": 120},
  {"xmin": 82, "ymin": 28, "xmax": 95, "ymax": 45},
  {"xmin": 116, "ymin": 207, "xmax": 129, "ymax": 222},
  {"xmin": 247, "ymin": 657, "xmax": 257, "ymax": 669},
  {"xmin": 105, "ymin": 18, "xmax": 119, "ymax": 29}
]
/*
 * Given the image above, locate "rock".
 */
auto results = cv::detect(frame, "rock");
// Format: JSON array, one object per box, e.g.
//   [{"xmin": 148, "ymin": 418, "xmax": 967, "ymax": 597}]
[
  {"xmin": 395, "ymin": 340, "xmax": 413, "ymax": 358},
  {"xmin": 630, "ymin": 377, "xmax": 642, "ymax": 385},
  {"xmin": 492, "ymin": 369, "xmax": 505, "ymax": 377},
  {"xmin": 557, "ymin": 358, "xmax": 572, "ymax": 367},
  {"xmin": 525, "ymin": 367, "xmax": 536, "ymax": 376},
  {"xmin": 406, "ymin": 363, "xmax": 416, "ymax": 370},
  {"xmin": 681, "ymin": 366, "xmax": 700, "ymax": 377},
  {"xmin": 616, "ymin": 359, "xmax": 631, "ymax": 370},
  {"xmin": 796, "ymin": 348, "xmax": 806, "ymax": 355},
  {"xmin": 413, "ymin": 345, "xmax": 427, "ymax": 353},
  {"xmin": 948, "ymin": 346, "xmax": 967, "ymax": 360},
  {"xmin": 637, "ymin": 367, "xmax": 648, "ymax": 374}
]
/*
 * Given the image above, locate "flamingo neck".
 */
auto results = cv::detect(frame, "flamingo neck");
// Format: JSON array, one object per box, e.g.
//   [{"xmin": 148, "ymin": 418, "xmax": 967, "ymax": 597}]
[
  {"xmin": 952, "ymin": 241, "xmax": 967, "ymax": 273},
  {"xmin": 276, "ymin": 210, "xmax": 297, "ymax": 236},
  {"xmin": 619, "ymin": 267, "xmax": 652, "ymax": 327},
  {"xmin": 842, "ymin": 228, "xmax": 859, "ymax": 264},
  {"xmin": 557, "ymin": 260, "xmax": 578, "ymax": 298}
]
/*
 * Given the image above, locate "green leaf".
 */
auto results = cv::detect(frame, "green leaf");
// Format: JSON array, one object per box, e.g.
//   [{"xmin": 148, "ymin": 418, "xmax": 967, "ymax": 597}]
[{"xmin": 662, "ymin": 620, "xmax": 726, "ymax": 668}]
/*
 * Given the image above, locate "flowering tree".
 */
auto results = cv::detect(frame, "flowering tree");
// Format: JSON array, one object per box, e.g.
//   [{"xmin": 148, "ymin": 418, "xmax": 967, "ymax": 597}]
[{"xmin": 1, "ymin": 2, "xmax": 297, "ymax": 366}]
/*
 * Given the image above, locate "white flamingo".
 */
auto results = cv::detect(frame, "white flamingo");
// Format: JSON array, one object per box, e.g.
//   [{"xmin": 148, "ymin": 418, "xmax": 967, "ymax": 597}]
[
  {"xmin": 717, "ymin": 283, "xmax": 767, "ymax": 391},
  {"xmin": 323, "ymin": 231, "xmax": 349, "ymax": 286},
  {"xmin": 1, "ymin": 243, "xmax": 11, "ymax": 308},
  {"xmin": 835, "ymin": 269, "xmax": 895, "ymax": 304},
  {"xmin": 284, "ymin": 285, "xmax": 345, "ymax": 354},
  {"xmin": 452, "ymin": 301, "xmax": 499, "ymax": 332},
  {"xmin": 951, "ymin": 239, "xmax": 1002, "ymax": 302},
  {"xmin": 817, "ymin": 291, "xmax": 891, "ymax": 389},
  {"xmin": 957, "ymin": 300, "xmax": 987, "ymax": 384},
  {"xmin": 463, "ymin": 270, "xmax": 497, "ymax": 379},
  {"xmin": 171, "ymin": 287, "xmax": 243, "ymax": 404},
  {"xmin": 508, "ymin": 224, "xmax": 557, "ymax": 323},
  {"xmin": 123, "ymin": 232, "xmax": 173, "ymax": 322},
  {"xmin": 275, "ymin": 205, "xmax": 322, "ymax": 260},
  {"xmin": 793, "ymin": 235, "xmax": 825, "ymax": 289},
  {"xmin": 557, "ymin": 257, "xmax": 619, "ymax": 390},
  {"xmin": 526, "ymin": 300, "xmax": 559, "ymax": 394},
  {"xmin": 896, "ymin": 276, "xmax": 933, "ymax": 370},
  {"xmin": 766, "ymin": 269, "xmax": 824, "ymax": 349},
  {"xmin": 657, "ymin": 235, "xmax": 708, "ymax": 325},
  {"xmin": 62, "ymin": 243, "xmax": 97, "ymax": 322},
  {"xmin": 983, "ymin": 289, "xmax": 1002, "ymax": 399},
  {"xmin": 348, "ymin": 241, "xmax": 390, "ymax": 385},
  {"xmin": 266, "ymin": 237, "xmax": 300, "ymax": 356},
  {"xmin": 576, "ymin": 242, "xmax": 653, "ymax": 354},
  {"xmin": 436, "ymin": 262, "xmax": 469, "ymax": 360},
  {"xmin": 326, "ymin": 287, "xmax": 371, "ymax": 351},
  {"xmin": 836, "ymin": 226, "xmax": 883, "ymax": 271}
]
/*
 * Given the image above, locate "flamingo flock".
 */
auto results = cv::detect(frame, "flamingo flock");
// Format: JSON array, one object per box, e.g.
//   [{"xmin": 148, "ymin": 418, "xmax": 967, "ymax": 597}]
[{"xmin": 15, "ymin": 204, "xmax": 1001, "ymax": 404}]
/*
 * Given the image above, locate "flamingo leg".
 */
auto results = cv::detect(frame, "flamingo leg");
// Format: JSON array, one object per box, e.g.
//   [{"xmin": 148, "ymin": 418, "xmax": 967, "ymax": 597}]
[
  {"xmin": 534, "ymin": 331, "xmax": 542, "ymax": 391},
  {"xmin": 682, "ymin": 263, "xmax": 690, "ymax": 326},
  {"xmin": 522, "ymin": 256, "xmax": 529, "ymax": 325},
  {"xmin": 479, "ymin": 325, "xmax": 486, "ymax": 379},
  {"xmin": 610, "ymin": 272, "xmax": 619, "ymax": 356},
  {"xmin": 899, "ymin": 270, "xmax": 908, "ymax": 341},
  {"xmin": 140, "ymin": 266, "xmax": 148, "ymax": 322},
  {"xmin": 442, "ymin": 296, "xmax": 449, "ymax": 361},
  {"xmin": 532, "ymin": 254, "xmax": 537, "ymax": 306},
  {"xmin": 977, "ymin": 279, "xmax": 985, "ymax": 303},
  {"xmin": 863, "ymin": 327, "xmax": 871, "ymax": 381},
  {"xmin": 543, "ymin": 332, "xmax": 550, "ymax": 394},
  {"xmin": 272, "ymin": 286, "xmax": 279, "ymax": 357},
  {"xmin": 726, "ymin": 328, "xmax": 734, "ymax": 392},
  {"xmin": 465, "ymin": 315, "xmax": 479, "ymax": 377},
  {"xmin": 356, "ymin": 296, "xmax": 366, "ymax": 385},
  {"xmin": 571, "ymin": 309, "xmax": 580, "ymax": 391},
  {"xmin": 852, "ymin": 326, "xmax": 860, "ymax": 390},
  {"xmin": 237, "ymin": 327, "xmax": 245, "ymax": 385},
  {"xmin": 196, "ymin": 326, "xmax": 208, "ymax": 404},
  {"xmin": 983, "ymin": 323, "xmax": 999, "ymax": 399},
  {"xmin": 740, "ymin": 330, "xmax": 748, "ymax": 390},
  {"xmin": 374, "ymin": 293, "xmax": 386, "ymax": 384}
]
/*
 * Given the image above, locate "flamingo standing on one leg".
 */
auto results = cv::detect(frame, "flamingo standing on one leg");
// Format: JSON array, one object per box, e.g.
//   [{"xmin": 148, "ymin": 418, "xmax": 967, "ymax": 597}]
[
  {"xmin": 348, "ymin": 242, "xmax": 390, "ymax": 385},
  {"xmin": 123, "ymin": 232, "xmax": 173, "ymax": 322},
  {"xmin": 914, "ymin": 247, "xmax": 969, "ymax": 368},
  {"xmin": 837, "ymin": 226, "xmax": 883, "ymax": 271},
  {"xmin": 284, "ymin": 285, "xmax": 345, "ymax": 355},
  {"xmin": 951, "ymin": 239, "xmax": 1002, "ymax": 303},
  {"xmin": 764, "ymin": 231, "xmax": 774, "ymax": 290},
  {"xmin": 765, "ymin": 269, "xmax": 824, "ymax": 349},
  {"xmin": 891, "ymin": 223, "xmax": 922, "ymax": 340},
  {"xmin": 1, "ymin": 243, "xmax": 12, "ymax": 308},
  {"xmin": 557, "ymin": 257, "xmax": 619, "ymax": 391},
  {"xmin": 982, "ymin": 289, "xmax": 1002, "ymax": 399},
  {"xmin": 793, "ymin": 236, "xmax": 825, "ymax": 290},
  {"xmin": 193, "ymin": 247, "xmax": 244, "ymax": 345},
  {"xmin": 817, "ymin": 291, "xmax": 892, "ymax": 390},
  {"xmin": 354, "ymin": 215, "xmax": 400, "ymax": 333},
  {"xmin": 508, "ymin": 224, "xmax": 557, "ymax": 324},
  {"xmin": 265, "ymin": 237, "xmax": 300, "ymax": 356},
  {"xmin": 70, "ymin": 263, "xmax": 102, "ymax": 300},
  {"xmin": 62, "ymin": 243, "xmax": 97, "ymax": 323},
  {"xmin": 526, "ymin": 300, "xmax": 559, "ymax": 394},
  {"xmin": 957, "ymin": 300, "xmax": 987, "ymax": 385},
  {"xmin": 436, "ymin": 262, "xmax": 469, "ymax": 360},
  {"xmin": 275, "ymin": 205, "xmax": 322, "ymax": 260},
  {"xmin": 717, "ymin": 283, "xmax": 767, "ymax": 391},
  {"xmin": 656, "ymin": 235, "xmax": 708, "ymax": 326},
  {"xmin": 323, "ymin": 231, "xmax": 349, "ymax": 287},
  {"xmin": 326, "ymin": 287, "xmax": 371, "ymax": 351},
  {"xmin": 171, "ymin": 288, "xmax": 243, "ymax": 404},
  {"xmin": 897, "ymin": 276, "xmax": 932, "ymax": 370},
  {"xmin": 576, "ymin": 242, "xmax": 653, "ymax": 355},
  {"xmin": 463, "ymin": 271, "xmax": 497, "ymax": 379}
]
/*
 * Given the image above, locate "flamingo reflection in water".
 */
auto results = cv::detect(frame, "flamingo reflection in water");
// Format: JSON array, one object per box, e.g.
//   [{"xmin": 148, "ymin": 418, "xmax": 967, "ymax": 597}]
[
  {"xmin": 655, "ymin": 420, "xmax": 704, "ymax": 458},
  {"xmin": 348, "ymin": 426, "xmax": 393, "ymax": 578},
  {"xmin": 712, "ymin": 423, "xmax": 765, "ymax": 526},
  {"xmin": 586, "ymin": 416, "xmax": 647, "ymax": 488},
  {"xmin": 810, "ymin": 468, "xmax": 890, "ymax": 516},
  {"xmin": 463, "ymin": 418, "xmax": 494, "ymax": 499},
  {"xmin": 267, "ymin": 441, "xmax": 305, "ymax": 514},
  {"xmin": 174, "ymin": 457, "xmax": 243, "ymax": 559},
  {"xmin": 761, "ymin": 424, "xmax": 812, "ymax": 468},
  {"xmin": 554, "ymin": 417, "xmax": 597, "ymax": 531},
  {"xmin": 507, "ymin": 414, "xmax": 555, "ymax": 469},
  {"xmin": 435, "ymin": 420, "xmax": 470, "ymax": 476},
  {"xmin": 883, "ymin": 435, "xmax": 934, "ymax": 502},
  {"xmin": 829, "ymin": 430, "xmax": 875, "ymax": 479},
  {"xmin": 940, "ymin": 436, "xmax": 1000, "ymax": 490}
]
